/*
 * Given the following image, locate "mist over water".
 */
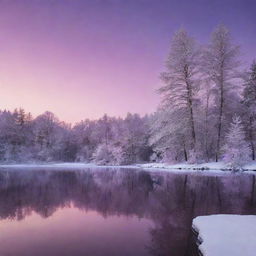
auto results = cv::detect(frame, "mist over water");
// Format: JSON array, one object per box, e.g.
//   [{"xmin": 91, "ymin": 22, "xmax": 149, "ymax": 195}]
[{"xmin": 0, "ymin": 168, "xmax": 255, "ymax": 256}]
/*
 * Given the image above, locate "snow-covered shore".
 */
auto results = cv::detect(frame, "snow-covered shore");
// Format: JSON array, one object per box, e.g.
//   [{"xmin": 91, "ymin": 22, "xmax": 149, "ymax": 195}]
[
  {"xmin": 136, "ymin": 161, "xmax": 256, "ymax": 172},
  {"xmin": 0, "ymin": 161, "xmax": 256, "ymax": 173},
  {"xmin": 0, "ymin": 162, "xmax": 139, "ymax": 170},
  {"xmin": 192, "ymin": 215, "xmax": 256, "ymax": 256},
  {"xmin": 0, "ymin": 162, "xmax": 100, "ymax": 169}
]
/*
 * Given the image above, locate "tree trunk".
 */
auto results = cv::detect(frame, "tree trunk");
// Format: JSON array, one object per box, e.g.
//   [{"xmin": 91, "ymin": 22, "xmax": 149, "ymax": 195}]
[
  {"xmin": 204, "ymin": 92, "xmax": 210, "ymax": 161},
  {"xmin": 183, "ymin": 140, "xmax": 188, "ymax": 161},
  {"xmin": 216, "ymin": 69, "xmax": 224, "ymax": 162},
  {"xmin": 184, "ymin": 65, "xmax": 196, "ymax": 149},
  {"xmin": 249, "ymin": 117, "xmax": 255, "ymax": 160},
  {"xmin": 188, "ymin": 94, "xmax": 196, "ymax": 147}
]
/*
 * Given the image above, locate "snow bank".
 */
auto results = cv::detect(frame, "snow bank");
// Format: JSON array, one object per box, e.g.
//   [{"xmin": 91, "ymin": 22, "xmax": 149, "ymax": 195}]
[
  {"xmin": 192, "ymin": 215, "xmax": 256, "ymax": 256},
  {"xmin": 0, "ymin": 163, "xmax": 97, "ymax": 169},
  {"xmin": 137, "ymin": 161, "xmax": 256, "ymax": 172},
  {"xmin": 0, "ymin": 161, "xmax": 256, "ymax": 174},
  {"xmin": 0, "ymin": 162, "xmax": 139, "ymax": 170}
]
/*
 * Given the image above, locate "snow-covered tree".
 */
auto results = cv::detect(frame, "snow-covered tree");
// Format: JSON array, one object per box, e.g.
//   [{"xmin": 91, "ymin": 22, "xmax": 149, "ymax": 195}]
[
  {"xmin": 73, "ymin": 119, "xmax": 99, "ymax": 161},
  {"xmin": 222, "ymin": 116, "xmax": 251, "ymax": 170},
  {"xmin": 202, "ymin": 25, "xmax": 241, "ymax": 161},
  {"xmin": 151, "ymin": 29, "xmax": 200, "ymax": 162},
  {"xmin": 160, "ymin": 29, "xmax": 199, "ymax": 150},
  {"xmin": 32, "ymin": 111, "xmax": 67, "ymax": 161},
  {"xmin": 121, "ymin": 113, "xmax": 150, "ymax": 164},
  {"xmin": 149, "ymin": 109, "xmax": 190, "ymax": 162},
  {"xmin": 92, "ymin": 143, "xmax": 114, "ymax": 165},
  {"xmin": 242, "ymin": 60, "xmax": 256, "ymax": 160},
  {"xmin": 74, "ymin": 113, "xmax": 151, "ymax": 165}
]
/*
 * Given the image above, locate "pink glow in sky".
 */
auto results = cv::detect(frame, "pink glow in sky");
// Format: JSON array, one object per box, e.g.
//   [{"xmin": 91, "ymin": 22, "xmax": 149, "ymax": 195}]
[{"xmin": 0, "ymin": 0, "xmax": 255, "ymax": 123}]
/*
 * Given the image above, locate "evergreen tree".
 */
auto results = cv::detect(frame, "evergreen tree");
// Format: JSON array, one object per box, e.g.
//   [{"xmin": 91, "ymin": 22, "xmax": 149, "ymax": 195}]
[{"xmin": 222, "ymin": 116, "xmax": 251, "ymax": 170}]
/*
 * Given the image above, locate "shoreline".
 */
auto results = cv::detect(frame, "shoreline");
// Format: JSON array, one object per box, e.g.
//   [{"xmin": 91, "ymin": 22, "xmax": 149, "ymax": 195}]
[{"xmin": 0, "ymin": 161, "xmax": 255, "ymax": 174}]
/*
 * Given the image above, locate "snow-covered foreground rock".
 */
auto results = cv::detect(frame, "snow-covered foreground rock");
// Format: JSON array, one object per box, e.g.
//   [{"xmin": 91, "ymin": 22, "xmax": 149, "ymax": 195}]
[{"xmin": 192, "ymin": 215, "xmax": 256, "ymax": 256}]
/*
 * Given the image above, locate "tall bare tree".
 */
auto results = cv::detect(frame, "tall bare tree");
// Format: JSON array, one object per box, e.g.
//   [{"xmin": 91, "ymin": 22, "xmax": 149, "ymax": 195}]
[
  {"xmin": 159, "ymin": 29, "xmax": 200, "ymax": 156},
  {"xmin": 242, "ymin": 61, "xmax": 256, "ymax": 160},
  {"xmin": 202, "ymin": 25, "xmax": 240, "ymax": 161}
]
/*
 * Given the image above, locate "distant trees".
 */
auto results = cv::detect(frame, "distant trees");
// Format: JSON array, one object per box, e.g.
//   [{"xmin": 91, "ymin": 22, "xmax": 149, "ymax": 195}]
[
  {"xmin": 91, "ymin": 113, "xmax": 151, "ymax": 165},
  {"xmin": 0, "ymin": 109, "xmax": 34, "ymax": 162},
  {"xmin": 0, "ymin": 110, "xmax": 152, "ymax": 164},
  {"xmin": 33, "ymin": 111, "xmax": 69, "ymax": 161}
]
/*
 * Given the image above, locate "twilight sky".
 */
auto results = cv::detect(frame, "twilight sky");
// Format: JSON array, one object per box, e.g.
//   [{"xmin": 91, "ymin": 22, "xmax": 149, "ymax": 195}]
[{"xmin": 0, "ymin": 0, "xmax": 255, "ymax": 123}]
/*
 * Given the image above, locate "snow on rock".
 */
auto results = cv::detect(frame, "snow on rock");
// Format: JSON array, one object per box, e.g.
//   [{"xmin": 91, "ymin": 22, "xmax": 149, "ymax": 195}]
[{"xmin": 192, "ymin": 214, "xmax": 256, "ymax": 256}]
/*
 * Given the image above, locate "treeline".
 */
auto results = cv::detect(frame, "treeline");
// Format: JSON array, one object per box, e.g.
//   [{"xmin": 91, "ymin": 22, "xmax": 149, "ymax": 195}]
[
  {"xmin": 0, "ymin": 109, "xmax": 152, "ymax": 164},
  {"xmin": 1, "ymin": 25, "xmax": 256, "ymax": 167}
]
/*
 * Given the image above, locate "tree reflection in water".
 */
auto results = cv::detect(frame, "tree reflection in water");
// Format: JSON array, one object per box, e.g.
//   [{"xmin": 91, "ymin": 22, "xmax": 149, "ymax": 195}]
[{"xmin": 0, "ymin": 168, "xmax": 255, "ymax": 256}]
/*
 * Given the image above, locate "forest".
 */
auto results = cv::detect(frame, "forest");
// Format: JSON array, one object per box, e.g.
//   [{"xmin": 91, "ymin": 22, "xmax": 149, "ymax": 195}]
[{"xmin": 1, "ymin": 25, "xmax": 255, "ymax": 168}]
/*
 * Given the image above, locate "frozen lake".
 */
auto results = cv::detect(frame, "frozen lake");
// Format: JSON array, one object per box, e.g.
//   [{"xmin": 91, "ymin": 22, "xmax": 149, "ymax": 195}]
[{"xmin": 0, "ymin": 167, "xmax": 255, "ymax": 256}]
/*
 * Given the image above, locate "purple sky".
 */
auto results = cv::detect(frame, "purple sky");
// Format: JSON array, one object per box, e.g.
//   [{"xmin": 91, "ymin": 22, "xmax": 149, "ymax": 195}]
[{"xmin": 0, "ymin": 0, "xmax": 255, "ymax": 123}]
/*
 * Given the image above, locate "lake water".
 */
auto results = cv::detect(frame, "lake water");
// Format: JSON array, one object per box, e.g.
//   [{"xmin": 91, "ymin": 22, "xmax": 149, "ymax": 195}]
[{"xmin": 0, "ymin": 167, "xmax": 255, "ymax": 256}]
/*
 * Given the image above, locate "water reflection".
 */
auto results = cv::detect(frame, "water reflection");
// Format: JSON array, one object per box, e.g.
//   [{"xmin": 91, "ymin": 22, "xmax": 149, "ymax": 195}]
[{"xmin": 0, "ymin": 168, "xmax": 255, "ymax": 256}]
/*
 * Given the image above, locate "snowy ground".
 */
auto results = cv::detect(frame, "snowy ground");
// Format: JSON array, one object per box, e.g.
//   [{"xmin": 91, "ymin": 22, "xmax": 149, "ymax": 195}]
[
  {"xmin": 192, "ymin": 214, "xmax": 256, "ymax": 256},
  {"xmin": 0, "ymin": 163, "xmax": 95, "ymax": 169},
  {"xmin": 0, "ymin": 162, "xmax": 139, "ymax": 170},
  {"xmin": 137, "ymin": 161, "xmax": 256, "ymax": 172},
  {"xmin": 0, "ymin": 161, "xmax": 255, "ymax": 173}
]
